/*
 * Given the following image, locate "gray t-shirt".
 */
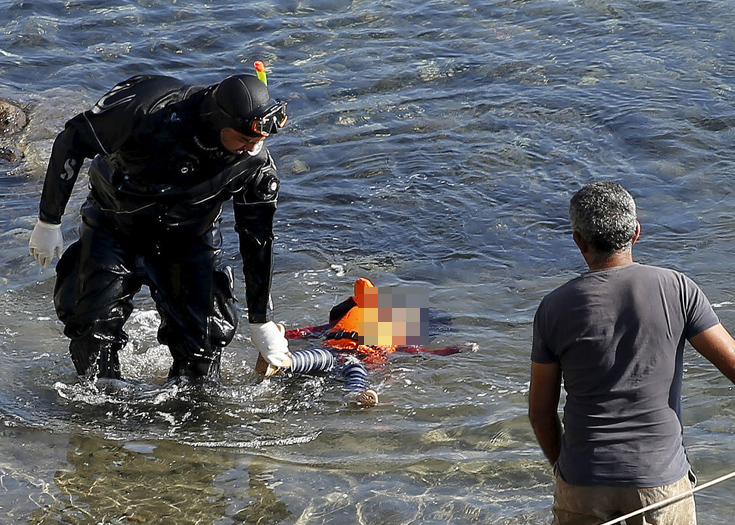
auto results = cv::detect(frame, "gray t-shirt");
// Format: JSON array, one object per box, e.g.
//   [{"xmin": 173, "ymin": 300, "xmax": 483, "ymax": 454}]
[{"xmin": 532, "ymin": 263, "xmax": 719, "ymax": 487}]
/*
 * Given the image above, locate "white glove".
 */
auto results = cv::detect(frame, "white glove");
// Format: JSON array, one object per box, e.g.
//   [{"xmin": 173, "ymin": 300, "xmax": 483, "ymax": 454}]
[
  {"xmin": 29, "ymin": 220, "xmax": 64, "ymax": 268},
  {"xmin": 251, "ymin": 321, "xmax": 291, "ymax": 367}
]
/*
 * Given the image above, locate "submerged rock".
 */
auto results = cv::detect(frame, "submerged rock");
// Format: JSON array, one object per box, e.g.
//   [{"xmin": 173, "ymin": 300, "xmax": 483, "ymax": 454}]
[
  {"xmin": 0, "ymin": 99, "xmax": 28, "ymax": 135},
  {"xmin": 0, "ymin": 145, "xmax": 23, "ymax": 162}
]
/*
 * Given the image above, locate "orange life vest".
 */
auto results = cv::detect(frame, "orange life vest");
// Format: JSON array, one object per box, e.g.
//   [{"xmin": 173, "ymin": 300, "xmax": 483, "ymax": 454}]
[{"xmin": 322, "ymin": 277, "xmax": 398, "ymax": 364}]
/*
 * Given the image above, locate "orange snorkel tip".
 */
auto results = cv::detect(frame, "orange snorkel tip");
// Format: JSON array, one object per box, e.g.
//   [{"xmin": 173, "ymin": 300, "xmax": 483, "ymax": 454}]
[{"xmin": 254, "ymin": 61, "xmax": 268, "ymax": 85}]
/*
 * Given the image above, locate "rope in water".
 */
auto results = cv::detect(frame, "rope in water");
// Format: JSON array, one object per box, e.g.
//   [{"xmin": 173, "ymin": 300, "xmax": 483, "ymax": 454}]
[{"xmin": 597, "ymin": 469, "xmax": 735, "ymax": 525}]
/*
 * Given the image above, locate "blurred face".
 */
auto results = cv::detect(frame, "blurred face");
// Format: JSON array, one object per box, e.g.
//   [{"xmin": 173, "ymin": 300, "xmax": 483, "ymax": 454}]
[{"xmin": 220, "ymin": 127, "xmax": 265, "ymax": 155}]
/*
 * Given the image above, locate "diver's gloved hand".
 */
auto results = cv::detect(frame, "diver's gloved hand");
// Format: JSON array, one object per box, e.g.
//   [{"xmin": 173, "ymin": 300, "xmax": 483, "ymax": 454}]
[
  {"xmin": 251, "ymin": 321, "xmax": 291, "ymax": 367},
  {"xmin": 29, "ymin": 219, "xmax": 63, "ymax": 268}
]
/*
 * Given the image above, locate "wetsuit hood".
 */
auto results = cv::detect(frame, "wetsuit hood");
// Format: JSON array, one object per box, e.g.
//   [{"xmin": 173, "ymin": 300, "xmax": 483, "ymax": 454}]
[{"xmin": 198, "ymin": 74, "xmax": 276, "ymax": 139}]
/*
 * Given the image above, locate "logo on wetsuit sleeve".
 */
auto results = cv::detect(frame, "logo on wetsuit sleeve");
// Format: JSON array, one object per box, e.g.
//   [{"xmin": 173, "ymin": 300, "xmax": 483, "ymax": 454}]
[{"xmin": 60, "ymin": 158, "xmax": 77, "ymax": 180}]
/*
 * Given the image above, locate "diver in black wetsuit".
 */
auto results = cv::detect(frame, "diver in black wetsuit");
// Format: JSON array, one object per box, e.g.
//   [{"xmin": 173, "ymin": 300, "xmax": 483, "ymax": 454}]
[{"xmin": 28, "ymin": 73, "xmax": 292, "ymax": 381}]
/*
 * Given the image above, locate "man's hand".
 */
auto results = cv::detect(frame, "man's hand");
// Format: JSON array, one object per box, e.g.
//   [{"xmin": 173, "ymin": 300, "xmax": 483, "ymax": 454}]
[
  {"xmin": 250, "ymin": 321, "xmax": 291, "ymax": 368},
  {"xmin": 29, "ymin": 220, "xmax": 63, "ymax": 268}
]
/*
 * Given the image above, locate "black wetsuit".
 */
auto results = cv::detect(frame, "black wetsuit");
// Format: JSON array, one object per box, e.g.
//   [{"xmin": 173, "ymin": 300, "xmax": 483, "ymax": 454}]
[{"xmin": 41, "ymin": 75, "xmax": 280, "ymax": 379}]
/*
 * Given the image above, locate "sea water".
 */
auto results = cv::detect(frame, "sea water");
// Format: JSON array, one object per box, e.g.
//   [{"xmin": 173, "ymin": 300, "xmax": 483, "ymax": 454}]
[{"xmin": 2, "ymin": 0, "xmax": 735, "ymax": 523}]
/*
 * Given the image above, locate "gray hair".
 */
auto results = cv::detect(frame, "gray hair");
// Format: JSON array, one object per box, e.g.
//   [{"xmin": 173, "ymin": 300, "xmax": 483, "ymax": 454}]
[{"xmin": 569, "ymin": 182, "xmax": 637, "ymax": 254}]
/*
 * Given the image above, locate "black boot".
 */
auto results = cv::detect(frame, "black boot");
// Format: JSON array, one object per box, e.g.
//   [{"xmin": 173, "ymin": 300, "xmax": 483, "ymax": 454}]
[{"xmin": 70, "ymin": 340, "xmax": 123, "ymax": 380}]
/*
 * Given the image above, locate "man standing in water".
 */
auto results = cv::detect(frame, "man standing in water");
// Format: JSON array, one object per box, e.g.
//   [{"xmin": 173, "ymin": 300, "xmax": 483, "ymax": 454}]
[
  {"xmin": 28, "ymin": 72, "xmax": 291, "ymax": 382},
  {"xmin": 529, "ymin": 181, "xmax": 735, "ymax": 524}
]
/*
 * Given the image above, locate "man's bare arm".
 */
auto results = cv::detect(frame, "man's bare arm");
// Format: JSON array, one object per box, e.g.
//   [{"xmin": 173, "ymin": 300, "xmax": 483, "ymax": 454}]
[
  {"xmin": 528, "ymin": 361, "xmax": 563, "ymax": 466},
  {"xmin": 689, "ymin": 323, "xmax": 735, "ymax": 384}
]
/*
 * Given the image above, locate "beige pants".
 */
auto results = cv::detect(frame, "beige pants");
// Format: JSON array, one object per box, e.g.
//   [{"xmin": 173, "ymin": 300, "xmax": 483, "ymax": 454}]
[{"xmin": 552, "ymin": 471, "xmax": 697, "ymax": 525}]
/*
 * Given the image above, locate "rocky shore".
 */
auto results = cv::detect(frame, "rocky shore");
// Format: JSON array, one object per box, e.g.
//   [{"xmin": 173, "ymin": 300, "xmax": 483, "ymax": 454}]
[{"xmin": 0, "ymin": 99, "xmax": 28, "ymax": 162}]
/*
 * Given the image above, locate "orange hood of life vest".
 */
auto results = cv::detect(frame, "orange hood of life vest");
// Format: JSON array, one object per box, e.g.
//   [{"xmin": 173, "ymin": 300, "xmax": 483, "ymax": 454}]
[
  {"xmin": 323, "ymin": 278, "xmax": 398, "ymax": 363},
  {"xmin": 327, "ymin": 277, "xmax": 374, "ymax": 338}
]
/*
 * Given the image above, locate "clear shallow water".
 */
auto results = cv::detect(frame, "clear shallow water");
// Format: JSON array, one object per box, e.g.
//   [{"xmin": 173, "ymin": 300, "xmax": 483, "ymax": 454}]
[{"xmin": 2, "ymin": 0, "xmax": 735, "ymax": 523}]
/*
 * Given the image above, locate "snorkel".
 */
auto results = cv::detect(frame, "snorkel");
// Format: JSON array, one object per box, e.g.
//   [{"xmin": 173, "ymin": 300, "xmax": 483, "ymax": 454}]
[{"xmin": 254, "ymin": 60, "xmax": 268, "ymax": 85}]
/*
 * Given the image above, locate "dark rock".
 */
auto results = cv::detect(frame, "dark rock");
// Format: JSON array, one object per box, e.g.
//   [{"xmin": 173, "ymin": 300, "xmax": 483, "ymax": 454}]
[
  {"xmin": 0, "ymin": 146, "xmax": 23, "ymax": 162},
  {"xmin": 0, "ymin": 99, "xmax": 28, "ymax": 135}
]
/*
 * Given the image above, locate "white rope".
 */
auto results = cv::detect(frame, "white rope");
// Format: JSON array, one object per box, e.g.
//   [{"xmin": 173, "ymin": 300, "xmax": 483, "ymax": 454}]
[{"xmin": 597, "ymin": 469, "xmax": 735, "ymax": 525}]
